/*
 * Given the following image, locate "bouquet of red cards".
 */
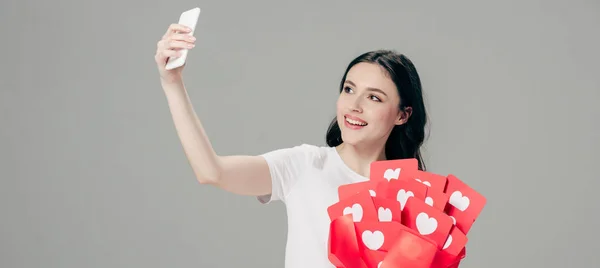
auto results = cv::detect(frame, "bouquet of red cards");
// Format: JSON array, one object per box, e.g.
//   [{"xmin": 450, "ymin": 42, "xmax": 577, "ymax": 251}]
[{"xmin": 327, "ymin": 159, "xmax": 486, "ymax": 268}]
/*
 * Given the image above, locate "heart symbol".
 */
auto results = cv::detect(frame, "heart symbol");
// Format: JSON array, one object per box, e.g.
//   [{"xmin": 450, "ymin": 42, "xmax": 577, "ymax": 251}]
[
  {"xmin": 361, "ymin": 230, "xmax": 384, "ymax": 250},
  {"xmin": 383, "ymin": 168, "xmax": 401, "ymax": 181},
  {"xmin": 396, "ymin": 189, "xmax": 414, "ymax": 210},
  {"xmin": 416, "ymin": 212, "xmax": 438, "ymax": 235},
  {"xmin": 443, "ymin": 234, "xmax": 453, "ymax": 249},
  {"xmin": 342, "ymin": 203, "xmax": 363, "ymax": 222},
  {"xmin": 449, "ymin": 191, "xmax": 470, "ymax": 211},
  {"xmin": 415, "ymin": 178, "xmax": 431, "ymax": 187},
  {"xmin": 425, "ymin": 197, "xmax": 434, "ymax": 206},
  {"xmin": 369, "ymin": 190, "xmax": 377, "ymax": 197},
  {"xmin": 378, "ymin": 207, "xmax": 392, "ymax": 222}
]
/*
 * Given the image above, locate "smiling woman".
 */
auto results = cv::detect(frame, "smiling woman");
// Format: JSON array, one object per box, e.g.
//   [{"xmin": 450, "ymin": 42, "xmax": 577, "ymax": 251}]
[
  {"xmin": 326, "ymin": 51, "xmax": 428, "ymax": 171},
  {"xmin": 155, "ymin": 24, "xmax": 429, "ymax": 268}
]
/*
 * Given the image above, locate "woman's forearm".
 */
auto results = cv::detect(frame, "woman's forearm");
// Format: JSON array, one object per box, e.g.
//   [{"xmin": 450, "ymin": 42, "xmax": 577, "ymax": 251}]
[{"xmin": 162, "ymin": 81, "xmax": 222, "ymax": 184}]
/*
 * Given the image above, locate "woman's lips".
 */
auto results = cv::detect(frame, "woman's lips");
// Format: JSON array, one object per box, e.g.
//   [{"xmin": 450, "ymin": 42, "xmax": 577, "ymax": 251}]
[{"xmin": 344, "ymin": 114, "xmax": 367, "ymax": 129}]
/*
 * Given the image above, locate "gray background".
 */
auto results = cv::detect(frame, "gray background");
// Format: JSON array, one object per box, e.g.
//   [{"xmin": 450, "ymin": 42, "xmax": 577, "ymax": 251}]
[{"xmin": 1, "ymin": 0, "xmax": 599, "ymax": 267}]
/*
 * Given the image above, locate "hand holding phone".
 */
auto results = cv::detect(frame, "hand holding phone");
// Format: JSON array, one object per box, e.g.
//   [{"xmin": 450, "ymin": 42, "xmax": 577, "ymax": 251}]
[
  {"xmin": 165, "ymin": 7, "xmax": 201, "ymax": 70},
  {"xmin": 154, "ymin": 7, "xmax": 201, "ymax": 83}
]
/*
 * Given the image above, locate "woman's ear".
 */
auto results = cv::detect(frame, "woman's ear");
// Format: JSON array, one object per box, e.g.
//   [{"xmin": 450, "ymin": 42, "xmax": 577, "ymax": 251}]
[{"xmin": 395, "ymin": 107, "xmax": 412, "ymax": 126}]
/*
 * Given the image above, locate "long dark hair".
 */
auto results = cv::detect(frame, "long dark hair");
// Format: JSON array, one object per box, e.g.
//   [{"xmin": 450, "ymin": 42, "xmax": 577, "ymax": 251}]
[{"xmin": 325, "ymin": 50, "xmax": 429, "ymax": 171}]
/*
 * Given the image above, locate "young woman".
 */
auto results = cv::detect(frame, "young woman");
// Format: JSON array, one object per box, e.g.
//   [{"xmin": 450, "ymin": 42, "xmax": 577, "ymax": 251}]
[{"xmin": 155, "ymin": 24, "xmax": 428, "ymax": 268}]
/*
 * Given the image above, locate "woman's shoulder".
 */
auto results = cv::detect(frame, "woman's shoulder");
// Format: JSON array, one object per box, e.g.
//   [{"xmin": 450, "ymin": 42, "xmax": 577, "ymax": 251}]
[
  {"xmin": 261, "ymin": 143, "xmax": 335, "ymax": 163},
  {"xmin": 285, "ymin": 143, "xmax": 334, "ymax": 156},
  {"xmin": 289, "ymin": 143, "xmax": 330, "ymax": 151}
]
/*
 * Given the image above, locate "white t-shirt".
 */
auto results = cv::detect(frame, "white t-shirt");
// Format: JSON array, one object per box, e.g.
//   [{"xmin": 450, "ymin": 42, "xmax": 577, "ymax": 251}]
[{"xmin": 257, "ymin": 144, "xmax": 370, "ymax": 268}]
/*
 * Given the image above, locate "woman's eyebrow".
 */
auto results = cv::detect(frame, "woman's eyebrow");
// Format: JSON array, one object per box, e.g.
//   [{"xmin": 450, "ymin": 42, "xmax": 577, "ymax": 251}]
[{"xmin": 345, "ymin": 80, "xmax": 388, "ymax": 97}]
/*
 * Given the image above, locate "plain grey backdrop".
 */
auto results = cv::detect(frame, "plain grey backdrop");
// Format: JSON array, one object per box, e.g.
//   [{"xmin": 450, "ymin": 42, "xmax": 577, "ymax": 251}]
[{"xmin": 1, "ymin": 0, "xmax": 599, "ymax": 267}]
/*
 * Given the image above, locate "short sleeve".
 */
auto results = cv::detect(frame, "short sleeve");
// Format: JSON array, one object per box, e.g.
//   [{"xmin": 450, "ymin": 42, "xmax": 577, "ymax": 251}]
[{"xmin": 256, "ymin": 144, "xmax": 319, "ymax": 204}]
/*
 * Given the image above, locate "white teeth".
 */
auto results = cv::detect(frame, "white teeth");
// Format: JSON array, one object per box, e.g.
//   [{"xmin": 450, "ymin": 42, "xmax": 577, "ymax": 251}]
[{"xmin": 345, "ymin": 117, "xmax": 367, "ymax": 126}]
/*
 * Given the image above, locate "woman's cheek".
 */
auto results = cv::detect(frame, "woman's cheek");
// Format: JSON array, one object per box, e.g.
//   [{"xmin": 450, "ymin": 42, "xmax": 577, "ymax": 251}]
[{"xmin": 372, "ymin": 107, "xmax": 397, "ymax": 124}]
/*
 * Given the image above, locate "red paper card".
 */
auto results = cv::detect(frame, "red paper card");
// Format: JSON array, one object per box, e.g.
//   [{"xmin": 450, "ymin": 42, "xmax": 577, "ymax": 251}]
[
  {"xmin": 442, "ymin": 226, "xmax": 468, "ymax": 256},
  {"xmin": 355, "ymin": 221, "xmax": 405, "ymax": 252},
  {"xmin": 338, "ymin": 180, "xmax": 380, "ymax": 201},
  {"xmin": 445, "ymin": 174, "xmax": 487, "ymax": 234},
  {"xmin": 370, "ymin": 158, "xmax": 419, "ymax": 182},
  {"xmin": 384, "ymin": 179, "xmax": 428, "ymax": 211},
  {"xmin": 374, "ymin": 180, "xmax": 391, "ymax": 198},
  {"xmin": 446, "ymin": 209, "xmax": 474, "ymax": 234},
  {"xmin": 400, "ymin": 169, "xmax": 448, "ymax": 193},
  {"xmin": 401, "ymin": 198, "xmax": 454, "ymax": 249},
  {"xmin": 445, "ymin": 174, "xmax": 487, "ymax": 220},
  {"xmin": 425, "ymin": 189, "xmax": 450, "ymax": 212},
  {"xmin": 371, "ymin": 196, "xmax": 402, "ymax": 223},
  {"xmin": 328, "ymin": 215, "xmax": 369, "ymax": 268},
  {"xmin": 328, "ymin": 191, "xmax": 377, "ymax": 223}
]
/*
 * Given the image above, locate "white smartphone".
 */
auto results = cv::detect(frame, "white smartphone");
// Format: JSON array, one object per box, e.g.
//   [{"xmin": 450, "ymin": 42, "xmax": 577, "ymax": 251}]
[{"xmin": 165, "ymin": 7, "xmax": 201, "ymax": 70}]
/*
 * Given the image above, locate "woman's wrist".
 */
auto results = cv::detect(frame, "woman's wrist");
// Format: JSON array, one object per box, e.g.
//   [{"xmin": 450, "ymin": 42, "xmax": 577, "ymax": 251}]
[{"xmin": 161, "ymin": 78, "xmax": 186, "ymax": 94}]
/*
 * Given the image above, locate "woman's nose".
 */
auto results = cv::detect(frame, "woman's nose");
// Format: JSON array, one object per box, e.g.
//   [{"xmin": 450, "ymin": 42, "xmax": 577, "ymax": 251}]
[{"xmin": 349, "ymin": 97, "xmax": 363, "ymax": 113}]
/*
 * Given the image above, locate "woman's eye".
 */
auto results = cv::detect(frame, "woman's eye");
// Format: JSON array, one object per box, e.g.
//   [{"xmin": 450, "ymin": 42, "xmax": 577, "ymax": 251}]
[
  {"xmin": 343, "ymin": 87, "xmax": 353, "ymax": 93},
  {"xmin": 370, "ymin": 95, "xmax": 381, "ymax": 102}
]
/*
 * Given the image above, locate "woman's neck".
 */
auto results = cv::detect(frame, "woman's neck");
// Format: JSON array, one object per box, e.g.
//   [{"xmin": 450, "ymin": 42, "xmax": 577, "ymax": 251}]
[{"xmin": 335, "ymin": 142, "xmax": 387, "ymax": 178}]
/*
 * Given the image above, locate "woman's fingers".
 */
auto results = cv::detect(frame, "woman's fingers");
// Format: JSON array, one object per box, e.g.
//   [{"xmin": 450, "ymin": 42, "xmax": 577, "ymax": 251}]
[
  {"xmin": 169, "ymin": 40, "xmax": 195, "ymax": 50},
  {"xmin": 157, "ymin": 38, "xmax": 195, "ymax": 52},
  {"xmin": 155, "ymin": 46, "xmax": 181, "ymax": 63},
  {"xmin": 163, "ymin": 23, "xmax": 192, "ymax": 37},
  {"xmin": 161, "ymin": 48, "xmax": 181, "ymax": 58},
  {"xmin": 155, "ymin": 23, "xmax": 195, "ymax": 69},
  {"xmin": 162, "ymin": 34, "xmax": 196, "ymax": 48},
  {"xmin": 170, "ymin": 33, "xmax": 196, "ymax": 43},
  {"xmin": 155, "ymin": 38, "xmax": 194, "ymax": 64}
]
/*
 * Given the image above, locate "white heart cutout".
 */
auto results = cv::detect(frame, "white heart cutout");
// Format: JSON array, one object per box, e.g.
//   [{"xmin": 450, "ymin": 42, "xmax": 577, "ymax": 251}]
[
  {"xmin": 425, "ymin": 197, "xmax": 434, "ymax": 206},
  {"xmin": 450, "ymin": 216, "xmax": 456, "ymax": 225},
  {"xmin": 342, "ymin": 203, "xmax": 363, "ymax": 222},
  {"xmin": 449, "ymin": 191, "xmax": 470, "ymax": 211},
  {"xmin": 378, "ymin": 261, "xmax": 383, "ymax": 268},
  {"xmin": 378, "ymin": 207, "xmax": 392, "ymax": 222},
  {"xmin": 361, "ymin": 230, "xmax": 384, "ymax": 250},
  {"xmin": 396, "ymin": 189, "xmax": 414, "ymax": 210},
  {"xmin": 383, "ymin": 168, "xmax": 401, "ymax": 181},
  {"xmin": 415, "ymin": 178, "xmax": 431, "ymax": 187},
  {"xmin": 443, "ymin": 234, "xmax": 453, "ymax": 249},
  {"xmin": 369, "ymin": 190, "xmax": 377, "ymax": 197},
  {"xmin": 416, "ymin": 212, "xmax": 438, "ymax": 235}
]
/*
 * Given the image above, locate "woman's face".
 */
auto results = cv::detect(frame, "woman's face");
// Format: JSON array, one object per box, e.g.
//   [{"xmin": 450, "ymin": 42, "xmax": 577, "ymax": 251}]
[{"xmin": 336, "ymin": 62, "xmax": 409, "ymax": 147}]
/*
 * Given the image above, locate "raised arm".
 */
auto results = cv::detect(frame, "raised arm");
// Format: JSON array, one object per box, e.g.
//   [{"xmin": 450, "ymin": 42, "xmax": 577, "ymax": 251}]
[{"xmin": 155, "ymin": 24, "xmax": 272, "ymax": 197}]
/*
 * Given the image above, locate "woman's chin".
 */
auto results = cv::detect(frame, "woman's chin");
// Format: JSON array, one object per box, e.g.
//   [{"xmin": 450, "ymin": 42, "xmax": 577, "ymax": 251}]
[{"xmin": 340, "ymin": 133, "xmax": 363, "ymax": 146}]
